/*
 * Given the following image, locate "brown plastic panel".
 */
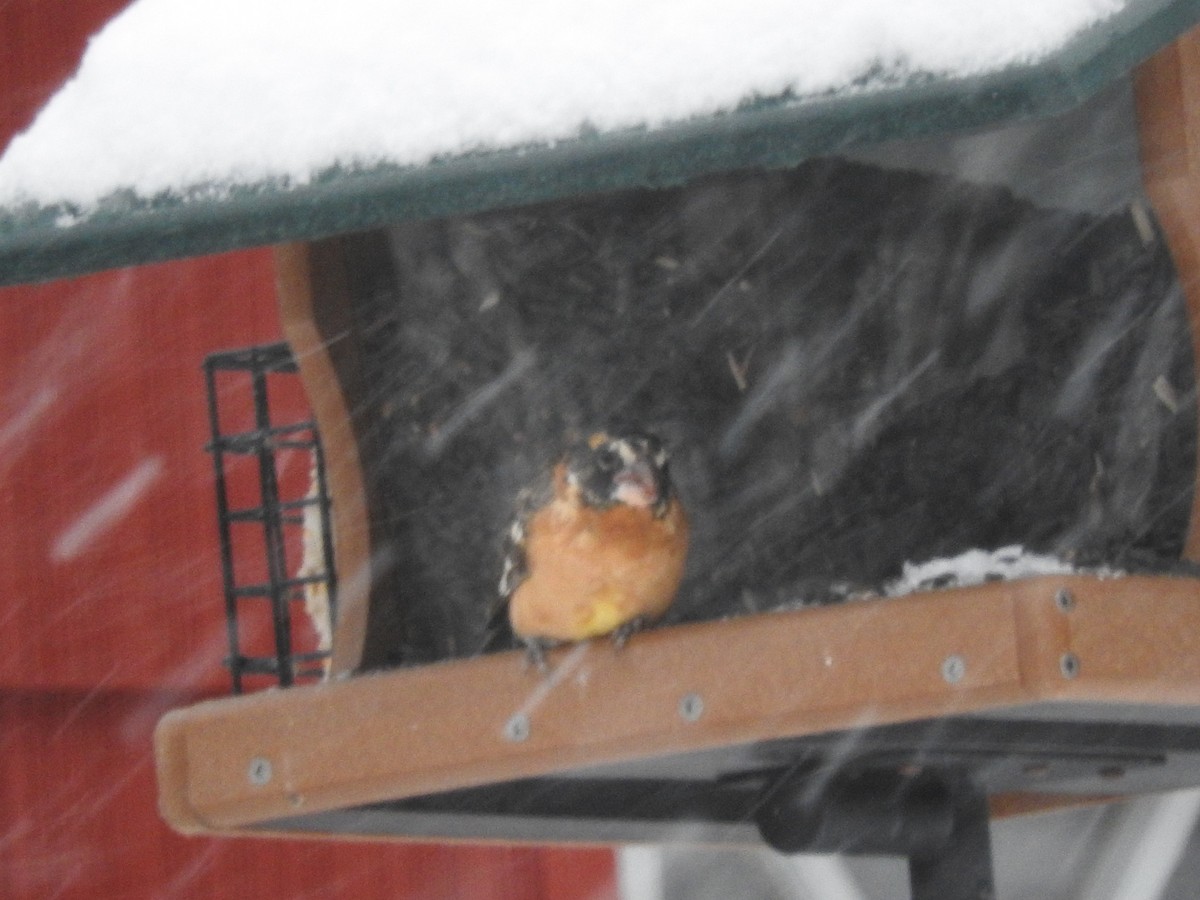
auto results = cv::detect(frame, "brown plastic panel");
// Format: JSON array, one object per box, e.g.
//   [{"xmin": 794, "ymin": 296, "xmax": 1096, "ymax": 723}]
[
  {"xmin": 276, "ymin": 241, "xmax": 372, "ymax": 675},
  {"xmin": 1136, "ymin": 24, "xmax": 1200, "ymax": 559},
  {"xmin": 156, "ymin": 573, "xmax": 1200, "ymax": 834},
  {"xmin": 988, "ymin": 792, "xmax": 1118, "ymax": 821}
]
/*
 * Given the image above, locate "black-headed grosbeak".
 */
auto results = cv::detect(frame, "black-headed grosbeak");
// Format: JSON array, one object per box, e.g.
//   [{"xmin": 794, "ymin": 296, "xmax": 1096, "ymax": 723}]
[{"xmin": 493, "ymin": 430, "xmax": 689, "ymax": 667}]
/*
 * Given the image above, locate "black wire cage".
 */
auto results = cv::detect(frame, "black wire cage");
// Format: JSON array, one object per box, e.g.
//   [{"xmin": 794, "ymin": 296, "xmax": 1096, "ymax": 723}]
[{"xmin": 203, "ymin": 342, "xmax": 338, "ymax": 693}]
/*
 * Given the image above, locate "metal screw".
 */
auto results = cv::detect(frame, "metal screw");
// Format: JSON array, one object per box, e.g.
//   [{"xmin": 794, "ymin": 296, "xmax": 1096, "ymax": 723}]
[
  {"xmin": 247, "ymin": 757, "xmax": 273, "ymax": 786},
  {"xmin": 1055, "ymin": 588, "xmax": 1075, "ymax": 612},
  {"xmin": 1060, "ymin": 653, "xmax": 1081, "ymax": 679},
  {"xmin": 941, "ymin": 655, "xmax": 966, "ymax": 684},
  {"xmin": 678, "ymin": 693, "xmax": 705, "ymax": 722},
  {"xmin": 504, "ymin": 713, "xmax": 531, "ymax": 742}
]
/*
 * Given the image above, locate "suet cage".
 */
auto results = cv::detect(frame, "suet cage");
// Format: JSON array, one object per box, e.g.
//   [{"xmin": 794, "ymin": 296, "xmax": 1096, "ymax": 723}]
[{"xmin": 202, "ymin": 342, "xmax": 337, "ymax": 693}]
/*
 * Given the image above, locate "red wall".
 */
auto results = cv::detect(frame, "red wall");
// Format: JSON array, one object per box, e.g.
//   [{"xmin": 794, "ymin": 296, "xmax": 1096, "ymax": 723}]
[{"xmin": 0, "ymin": 4, "xmax": 617, "ymax": 897}]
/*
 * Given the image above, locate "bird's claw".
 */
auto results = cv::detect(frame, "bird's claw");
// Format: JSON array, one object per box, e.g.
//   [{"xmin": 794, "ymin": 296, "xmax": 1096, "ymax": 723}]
[
  {"xmin": 522, "ymin": 637, "xmax": 550, "ymax": 673},
  {"xmin": 611, "ymin": 617, "xmax": 647, "ymax": 651}
]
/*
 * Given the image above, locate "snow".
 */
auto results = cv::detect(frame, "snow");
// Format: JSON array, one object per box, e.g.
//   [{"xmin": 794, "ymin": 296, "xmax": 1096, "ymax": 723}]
[
  {"xmin": 884, "ymin": 545, "xmax": 1111, "ymax": 596},
  {"xmin": 50, "ymin": 457, "xmax": 164, "ymax": 563},
  {"xmin": 0, "ymin": 0, "xmax": 1124, "ymax": 211}
]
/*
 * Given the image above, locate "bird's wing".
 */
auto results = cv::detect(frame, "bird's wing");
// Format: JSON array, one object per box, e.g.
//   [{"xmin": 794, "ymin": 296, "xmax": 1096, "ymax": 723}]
[{"xmin": 478, "ymin": 475, "xmax": 554, "ymax": 653}]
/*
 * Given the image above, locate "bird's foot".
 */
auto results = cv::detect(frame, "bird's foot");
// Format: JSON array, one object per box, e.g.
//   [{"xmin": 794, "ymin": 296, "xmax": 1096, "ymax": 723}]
[
  {"xmin": 521, "ymin": 637, "xmax": 551, "ymax": 673},
  {"xmin": 611, "ymin": 617, "xmax": 647, "ymax": 651}
]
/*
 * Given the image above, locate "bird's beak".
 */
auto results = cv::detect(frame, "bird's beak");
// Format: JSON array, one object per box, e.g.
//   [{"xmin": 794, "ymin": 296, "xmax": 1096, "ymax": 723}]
[{"xmin": 613, "ymin": 461, "xmax": 660, "ymax": 508}]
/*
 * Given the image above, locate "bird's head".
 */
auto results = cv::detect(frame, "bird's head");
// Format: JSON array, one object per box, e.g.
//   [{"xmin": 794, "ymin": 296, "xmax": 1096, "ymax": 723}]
[{"xmin": 565, "ymin": 430, "xmax": 673, "ymax": 516}]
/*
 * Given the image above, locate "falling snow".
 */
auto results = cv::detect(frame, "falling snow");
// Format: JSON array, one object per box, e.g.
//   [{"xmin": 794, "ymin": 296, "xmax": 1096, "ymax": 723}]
[
  {"xmin": 50, "ymin": 457, "xmax": 165, "ymax": 563},
  {"xmin": 9, "ymin": 2, "xmax": 1200, "ymax": 898}
]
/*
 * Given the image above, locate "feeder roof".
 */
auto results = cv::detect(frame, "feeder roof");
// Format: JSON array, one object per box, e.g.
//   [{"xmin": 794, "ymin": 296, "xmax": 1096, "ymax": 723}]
[{"xmin": 0, "ymin": 0, "xmax": 1197, "ymax": 286}]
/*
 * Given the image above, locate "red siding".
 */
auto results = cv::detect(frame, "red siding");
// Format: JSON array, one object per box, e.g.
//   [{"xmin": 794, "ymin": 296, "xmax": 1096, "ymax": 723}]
[
  {"xmin": 0, "ymin": 0, "xmax": 135, "ymax": 155},
  {"xmin": 0, "ymin": 4, "xmax": 618, "ymax": 897}
]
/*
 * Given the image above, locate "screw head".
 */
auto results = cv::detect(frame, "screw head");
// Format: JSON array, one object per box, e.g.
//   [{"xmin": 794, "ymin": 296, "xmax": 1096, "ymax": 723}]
[
  {"xmin": 942, "ymin": 655, "xmax": 967, "ymax": 684},
  {"xmin": 504, "ymin": 714, "xmax": 531, "ymax": 742},
  {"xmin": 678, "ymin": 693, "xmax": 705, "ymax": 722},
  {"xmin": 1060, "ymin": 653, "xmax": 1081, "ymax": 679},
  {"xmin": 1055, "ymin": 588, "xmax": 1075, "ymax": 612},
  {"xmin": 247, "ymin": 757, "xmax": 273, "ymax": 786}
]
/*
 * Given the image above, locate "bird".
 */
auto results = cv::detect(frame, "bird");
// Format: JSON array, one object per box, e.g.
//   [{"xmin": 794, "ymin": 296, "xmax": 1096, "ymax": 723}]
[{"xmin": 490, "ymin": 429, "xmax": 689, "ymax": 668}]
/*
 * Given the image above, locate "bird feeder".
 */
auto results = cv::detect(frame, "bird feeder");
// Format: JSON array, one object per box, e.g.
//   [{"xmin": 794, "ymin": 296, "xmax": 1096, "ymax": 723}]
[{"xmin": 7, "ymin": 4, "xmax": 1200, "ymax": 898}]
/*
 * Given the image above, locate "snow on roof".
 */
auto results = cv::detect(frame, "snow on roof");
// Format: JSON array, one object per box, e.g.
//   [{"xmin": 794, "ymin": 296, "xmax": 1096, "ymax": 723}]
[{"xmin": 0, "ymin": 0, "xmax": 1125, "ymax": 211}]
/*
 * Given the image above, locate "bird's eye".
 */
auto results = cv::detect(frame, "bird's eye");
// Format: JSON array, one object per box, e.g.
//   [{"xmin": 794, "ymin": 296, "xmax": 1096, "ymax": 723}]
[{"xmin": 596, "ymin": 447, "xmax": 621, "ymax": 470}]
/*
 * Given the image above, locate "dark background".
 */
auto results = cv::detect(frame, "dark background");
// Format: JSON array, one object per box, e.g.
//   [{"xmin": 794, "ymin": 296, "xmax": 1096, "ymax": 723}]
[{"xmin": 342, "ymin": 157, "xmax": 1194, "ymax": 668}]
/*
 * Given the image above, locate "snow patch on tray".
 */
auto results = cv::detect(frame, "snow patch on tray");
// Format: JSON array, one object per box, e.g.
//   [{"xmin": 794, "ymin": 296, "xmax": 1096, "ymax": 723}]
[
  {"xmin": 0, "ymin": 0, "xmax": 1125, "ymax": 211},
  {"xmin": 884, "ymin": 545, "xmax": 1115, "ymax": 597}
]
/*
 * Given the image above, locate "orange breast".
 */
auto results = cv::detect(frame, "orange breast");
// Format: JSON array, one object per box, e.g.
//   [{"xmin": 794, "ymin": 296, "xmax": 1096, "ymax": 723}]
[{"xmin": 508, "ymin": 479, "xmax": 689, "ymax": 642}]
